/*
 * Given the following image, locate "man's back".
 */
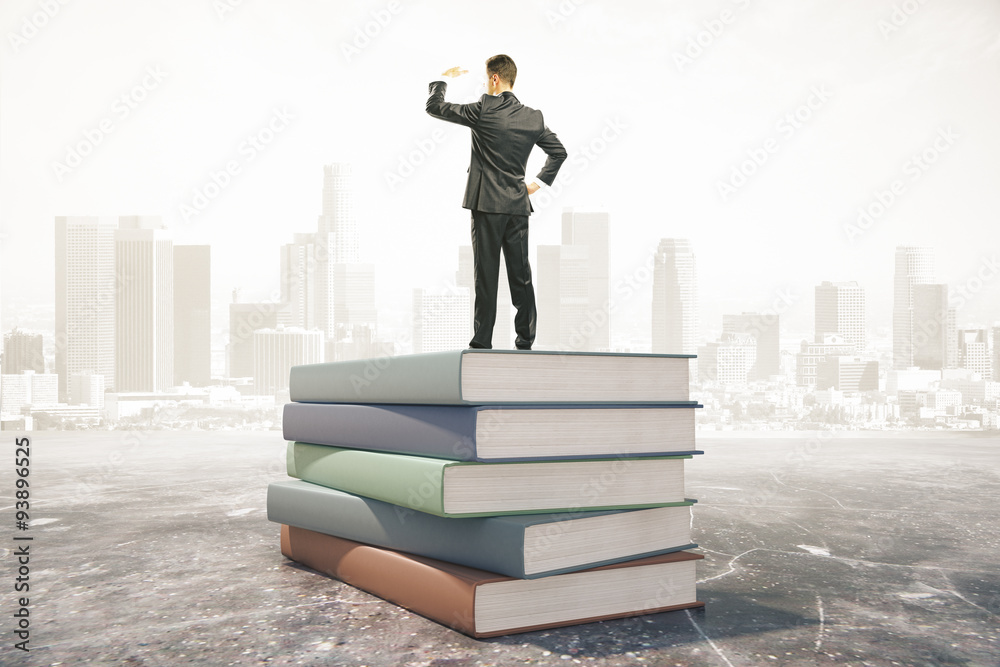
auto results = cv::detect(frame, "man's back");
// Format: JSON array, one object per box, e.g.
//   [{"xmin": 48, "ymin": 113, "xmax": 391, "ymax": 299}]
[{"xmin": 426, "ymin": 81, "xmax": 566, "ymax": 215}]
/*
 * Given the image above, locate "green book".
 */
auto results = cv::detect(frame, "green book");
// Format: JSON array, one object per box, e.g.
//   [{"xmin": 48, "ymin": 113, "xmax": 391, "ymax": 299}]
[
  {"xmin": 289, "ymin": 349, "xmax": 694, "ymax": 405},
  {"xmin": 287, "ymin": 442, "xmax": 690, "ymax": 518}
]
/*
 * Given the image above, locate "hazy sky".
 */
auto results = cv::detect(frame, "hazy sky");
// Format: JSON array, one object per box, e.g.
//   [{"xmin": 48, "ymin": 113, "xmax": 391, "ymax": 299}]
[{"xmin": 2, "ymin": 0, "xmax": 999, "ymax": 343}]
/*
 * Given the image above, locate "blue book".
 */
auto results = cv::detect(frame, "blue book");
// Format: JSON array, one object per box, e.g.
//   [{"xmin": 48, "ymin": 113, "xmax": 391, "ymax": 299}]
[
  {"xmin": 282, "ymin": 402, "xmax": 702, "ymax": 462},
  {"xmin": 267, "ymin": 480, "xmax": 697, "ymax": 579}
]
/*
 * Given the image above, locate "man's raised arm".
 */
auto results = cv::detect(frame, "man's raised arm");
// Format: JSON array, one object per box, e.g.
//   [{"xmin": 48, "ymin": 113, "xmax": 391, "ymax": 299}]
[{"xmin": 426, "ymin": 67, "xmax": 483, "ymax": 128}]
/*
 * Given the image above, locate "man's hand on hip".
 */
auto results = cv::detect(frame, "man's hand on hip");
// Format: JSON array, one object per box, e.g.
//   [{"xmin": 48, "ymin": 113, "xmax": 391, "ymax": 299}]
[
  {"xmin": 442, "ymin": 66, "xmax": 468, "ymax": 78},
  {"xmin": 526, "ymin": 182, "xmax": 540, "ymax": 195}
]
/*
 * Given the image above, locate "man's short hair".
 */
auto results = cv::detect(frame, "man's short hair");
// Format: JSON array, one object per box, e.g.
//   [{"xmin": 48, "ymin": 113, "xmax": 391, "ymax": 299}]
[{"xmin": 486, "ymin": 54, "xmax": 517, "ymax": 88}]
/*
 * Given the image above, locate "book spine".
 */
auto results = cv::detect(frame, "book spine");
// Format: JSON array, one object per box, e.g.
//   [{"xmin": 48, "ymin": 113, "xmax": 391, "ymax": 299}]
[
  {"xmin": 280, "ymin": 525, "xmax": 480, "ymax": 635},
  {"xmin": 286, "ymin": 442, "xmax": 449, "ymax": 516},
  {"xmin": 289, "ymin": 350, "xmax": 465, "ymax": 404},
  {"xmin": 281, "ymin": 403, "xmax": 479, "ymax": 461},
  {"xmin": 267, "ymin": 481, "xmax": 529, "ymax": 577}
]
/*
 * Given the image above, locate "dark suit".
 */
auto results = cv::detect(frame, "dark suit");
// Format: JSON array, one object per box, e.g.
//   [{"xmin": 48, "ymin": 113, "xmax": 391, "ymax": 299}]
[{"xmin": 426, "ymin": 80, "xmax": 567, "ymax": 349}]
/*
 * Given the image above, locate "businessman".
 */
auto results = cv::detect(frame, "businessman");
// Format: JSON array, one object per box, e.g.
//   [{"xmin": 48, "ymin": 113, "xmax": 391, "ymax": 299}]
[{"xmin": 426, "ymin": 54, "xmax": 567, "ymax": 350}]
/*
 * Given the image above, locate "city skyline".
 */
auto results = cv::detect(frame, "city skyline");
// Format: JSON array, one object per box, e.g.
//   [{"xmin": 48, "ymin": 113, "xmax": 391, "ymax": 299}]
[{"xmin": 3, "ymin": 0, "xmax": 1000, "ymax": 338}]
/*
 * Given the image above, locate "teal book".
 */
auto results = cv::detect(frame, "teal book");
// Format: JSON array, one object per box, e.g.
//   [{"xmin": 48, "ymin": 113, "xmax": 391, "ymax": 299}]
[
  {"xmin": 288, "ymin": 349, "xmax": 694, "ymax": 405},
  {"xmin": 267, "ymin": 480, "xmax": 698, "ymax": 579},
  {"xmin": 287, "ymin": 442, "xmax": 690, "ymax": 518}
]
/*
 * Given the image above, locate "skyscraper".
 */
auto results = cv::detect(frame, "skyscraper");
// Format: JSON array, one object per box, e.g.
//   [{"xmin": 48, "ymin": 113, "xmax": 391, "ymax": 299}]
[
  {"xmin": 911, "ymin": 283, "xmax": 956, "ymax": 371},
  {"xmin": 280, "ymin": 233, "xmax": 320, "ymax": 331},
  {"xmin": 55, "ymin": 216, "xmax": 118, "ymax": 402},
  {"xmin": 115, "ymin": 216, "xmax": 173, "ymax": 392},
  {"xmin": 536, "ymin": 209, "xmax": 611, "ymax": 352},
  {"xmin": 317, "ymin": 163, "xmax": 360, "ymax": 264},
  {"xmin": 315, "ymin": 163, "xmax": 362, "ymax": 340},
  {"xmin": 957, "ymin": 328, "xmax": 991, "ymax": 379},
  {"xmin": 252, "ymin": 327, "xmax": 324, "ymax": 396},
  {"xmin": 993, "ymin": 326, "xmax": 1000, "ymax": 383},
  {"xmin": 229, "ymin": 298, "xmax": 281, "ymax": 379},
  {"xmin": 3, "ymin": 328, "xmax": 45, "ymax": 375},
  {"xmin": 174, "ymin": 245, "xmax": 211, "ymax": 386},
  {"xmin": 893, "ymin": 246, "xmax": 935, "ymax": 369},
  {"xmin": 815, "ymin": 281, "xmax": 866, "ymax": 353},
  {"xmin": 652, "ymin": 238, "xmax": 699, "ymax": 375},
  {"xmin": 722, "ymin": 312, "xmax": 780, "ymax": 380}
]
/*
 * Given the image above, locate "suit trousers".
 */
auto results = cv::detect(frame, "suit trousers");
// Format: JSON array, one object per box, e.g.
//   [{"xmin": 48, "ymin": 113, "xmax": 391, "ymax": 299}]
[{"xmin": 469, "ymin": 209, "xmax": 536, "ymax": 350}]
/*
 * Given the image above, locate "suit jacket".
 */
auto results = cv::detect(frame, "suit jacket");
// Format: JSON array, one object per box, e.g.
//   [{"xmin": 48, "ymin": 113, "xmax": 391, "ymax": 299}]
[{"xmin": 426, "ymin": 81, "xmax": 567, "ymax": 215}]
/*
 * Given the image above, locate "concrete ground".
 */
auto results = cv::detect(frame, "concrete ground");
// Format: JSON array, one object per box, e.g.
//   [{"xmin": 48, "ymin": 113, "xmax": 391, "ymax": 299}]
[{"xmin": 1, "ymin": 429, "xmax": 998, "ymax": 666}]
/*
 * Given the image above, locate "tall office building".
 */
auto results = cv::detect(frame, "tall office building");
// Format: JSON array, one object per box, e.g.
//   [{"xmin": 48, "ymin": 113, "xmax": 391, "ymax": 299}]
[
  {"xmin": 280, "ymin": 233, "xmax": 320, "ymax": 331},
  {"xmin": 653, "ymin": 239, "xmax": 699, "ymax": 376},
  {"xmin": 722, "ymin": 312, "xmax": 780, "ymax": 380},
  {"xmin": 174, "ymin": 246, "xmax": 211, "ymax": 386},
  {"xmin": 893, "ymin": 246, "xmax": 935, "ymax": 369},
  {"xmin": 333, "ymin": 263, "xmax": 377, "ymax": 335},
  {"xmin": 816, "ymin": 357, "xmax": 879, "ymax": 392},
  {"xmin": 815, "ymin": 281, "xmax": 866, "ymax": 353},
  {"xmin": 55, "ymin": 216, "xmax": 118, "ymax": 402},
  {"xmin": 115, "ymin": 216, "xmax": 173, "ymax": 392},
  {"xmin": 0, "ymin": 370, "xmax": 59, "ymax": 412},
  {"xmin": 911, "ymin": 283, "xmax": 956, "ymax": 371},
  {"xmin": 536, "ymin": 209, "xmax": 611, "ymax": 351},
  {"xmin": 3, "ymin": 328, "xmax": 44, "ymax": 374},
  {"xmin": 412, "ymin": 288, "xmax": 471, "ymax": 354},
  {"xmin": 317, "ymin": 163, "xmax": 360, "ymax": 264},
  {"xmin": 229, "ymin": 296, "xmax": 281, "ymax": 379},
  {"xmin": 796, "ymin": 334, "xmax": 857, "ymax": 387},
  {"xmin": 315, "ymin": 163, "xmax": 364, "ymax": 340},
  {"xmin": 458, "ymin": 246, "xmax": 514, "ymax": 350},
  {"xmin": 993, "ymin": 326, "xmax": 1000, "ymax": 383},
  {"xmin": 957, "ymin": 328, "xmax": 991, "ymax": 379},
  {"xmin": 252, "ymin": 327, "xmax": 324, "ymax": 396},
  {"xmin": 698, "ymin": 332, "xmax": 756, "ymax": 386}
]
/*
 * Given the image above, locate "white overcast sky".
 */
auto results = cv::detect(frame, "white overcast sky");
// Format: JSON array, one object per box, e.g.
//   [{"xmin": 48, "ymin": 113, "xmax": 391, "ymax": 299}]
[{"xmin": 2, "ymin": 0, "xmax": 999, "ymax": 343}]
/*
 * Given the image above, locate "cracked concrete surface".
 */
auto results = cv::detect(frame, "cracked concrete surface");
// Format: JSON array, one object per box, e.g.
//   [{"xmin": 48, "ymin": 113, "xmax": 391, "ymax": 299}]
[{"xmin": 1, "ymin": 430, "xmax": 997, "ymax": 666}]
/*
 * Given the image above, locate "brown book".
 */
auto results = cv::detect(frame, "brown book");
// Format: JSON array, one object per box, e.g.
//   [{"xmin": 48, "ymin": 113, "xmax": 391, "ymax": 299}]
[{"xmin": 280, "ymin": 524, "xmax": 704, "ymax": 638}]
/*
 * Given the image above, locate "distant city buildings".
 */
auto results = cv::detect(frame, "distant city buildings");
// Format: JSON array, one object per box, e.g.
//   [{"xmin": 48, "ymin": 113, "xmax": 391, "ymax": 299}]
[
  {"xmin": 174, "ymin": 245, "xmax": 212, "ymax": 386},
  {"xmin": 796, "ymin": 334, "xmax": 857, "ymax": 387},
  {"xmin": 957, "ymin": 328, "xmax": 991, "ymax": 380},
  {"xmin": 412, "ymin": 288, "xmax": 471, "ymax": 354},
  {"xmin": 537, "ymin": 209, "xmax": 611, "ymax": 352},
  {"xmin": 815, "ymin": 281, "xmax": 866, "ymax": 353},
  {"xmin": 722, "ymin": 312, "xmax": 779, "ymax": 379},
  {"xmin": 228, "ymin": 297, "xmax": 281, "ymax": 379},
  {"xmin": 892, "ymin": 245, "xmax": 935, "ymax": 370},
  {"xmin": 252, "ymin": 327, "xmax": 324, "ymax": 397},
  {"xmin": 698, "ymin": 332, "xmax": 756, "ymax": 386},
  {"xmin": 911, "ymin": 283, "xmax": 956, "ymax": 371},
  {"xmin": 652, "ymin": 239, "xmax": 699, "ymax": 376},
  {"xmin": 1, "ymin": 370, "xmax": 58, "ymax": 412},
  {"xmin": 3, "ymin": 328, "xmax": 44, "ymax": 374},
  {"xmin": 54, "ymin": 215, "xmax": 117, "ymax": 402},
  {"xmin": 114, "ymin": 216, "xmax": 174, "ymax": 393},
  {"xmin": 816, "ymin": 356, "xmax": 878, "ymax": 392}
]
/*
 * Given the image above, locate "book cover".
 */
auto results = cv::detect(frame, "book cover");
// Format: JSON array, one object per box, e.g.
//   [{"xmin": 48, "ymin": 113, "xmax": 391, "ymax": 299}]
[
  {"xmin": 282, "ymin": 401, "xmax": 702, "ymax": 462},
  {"xmin": 268, "ymin": 480, "xmax": 698, "ymax": 578},
  {"xmin": 289, "ymin": 349, "xmax": 693, "ymax": 405},
  {"xmin": 280, "ymin": 525, "xmax": 705, "ymax": 638},
  {"xmin": 287, "ymin": 442, "xmax": 690, "ymax": 517}
]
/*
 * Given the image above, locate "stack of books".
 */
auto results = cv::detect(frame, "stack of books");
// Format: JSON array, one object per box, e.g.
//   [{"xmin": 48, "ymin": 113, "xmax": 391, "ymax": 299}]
[{"xmin": 268, "ymin": 349, "xmax": 705, "ymax": 638}]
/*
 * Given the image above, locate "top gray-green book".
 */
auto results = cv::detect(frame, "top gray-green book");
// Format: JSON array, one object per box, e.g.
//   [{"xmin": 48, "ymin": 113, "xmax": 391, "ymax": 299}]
[{"xmin": 289, "ymin": 349, "xmax": 693, "ymax": 405}]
